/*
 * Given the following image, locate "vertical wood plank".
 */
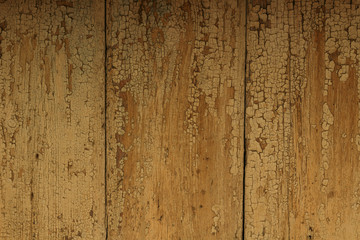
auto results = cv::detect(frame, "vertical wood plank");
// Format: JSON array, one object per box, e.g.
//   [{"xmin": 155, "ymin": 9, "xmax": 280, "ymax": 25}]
[
  {"xmin": 245, "ymin": 1, "xmax": 293, "ymax": 238},
  {"xmin": 106, "ymin": 0, "xmax": 246, "ymax": 239},
  {"xmin": 246, "ymin": 0, "xmax": 360, "ymax": 239},
  {"xmin": 0, "ymin": 1, "xmax": 105, "ymax": 239}
]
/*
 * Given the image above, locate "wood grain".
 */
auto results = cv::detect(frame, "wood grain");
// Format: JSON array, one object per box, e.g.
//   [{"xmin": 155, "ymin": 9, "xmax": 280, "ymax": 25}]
[
  {"xmin": 106, "ymin": 0, "xmax": 246, "ymax": 239},
  {"xmin": 245, "ymin": 0, "xmax": 360, "ymax": 239},
  {"xmin": 4, "ymin": 0, "xmax": 360, "ymax": 239},
  {"xmin": 0, "ymin": 1, "xmax": 105, "ymax": 239}
]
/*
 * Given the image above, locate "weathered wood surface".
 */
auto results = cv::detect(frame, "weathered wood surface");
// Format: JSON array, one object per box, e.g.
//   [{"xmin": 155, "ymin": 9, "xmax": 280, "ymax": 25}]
[
  {"xmin": 106, "ymin": 0, "xmax": 246, "ymax": 239},
  {"xmin": 3, "ymin": 0, "xmax": 360, "ymax": 239},
  {"xmin": 0, "ymin": 1, "xmax": 105, "ymax": 239},
  {"xmin": 245, "ymin": 0, "xmax": 360, "ymax": 239}
]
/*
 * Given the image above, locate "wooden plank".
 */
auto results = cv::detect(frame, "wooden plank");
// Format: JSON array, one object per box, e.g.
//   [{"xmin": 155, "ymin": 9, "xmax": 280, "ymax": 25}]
[
  {"xmin": 245, "ymin": 0, "xmax": 360, "ymax": 239},
  {"xmin": 106, "ymin": 0, "xmax": 246, "ymax": 239},
  {"xmin": 0, "ymin": 1, "xmax": 105, "ymax": 239},
  {"xmin": 245, "ymin": 1, "xmax": 293, "ymax": 238}
]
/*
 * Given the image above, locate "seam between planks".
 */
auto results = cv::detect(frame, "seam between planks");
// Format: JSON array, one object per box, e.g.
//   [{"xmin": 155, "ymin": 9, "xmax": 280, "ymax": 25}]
[
  {"xmin": 242, "ymin": 0, "xmax": 248, "ymax": 239},
  {"xmin": 104, "ymin": 0, "xmax": 109, "ymax": 239}
]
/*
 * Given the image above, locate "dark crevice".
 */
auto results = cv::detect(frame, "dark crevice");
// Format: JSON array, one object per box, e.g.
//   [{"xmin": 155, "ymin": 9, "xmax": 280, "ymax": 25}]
[
  {"xmin": 104, "ymin": 0, "xmax": 108, "ymax": 239},
  {"xmin": 242, "ymin": 0, "xmax": 248, "ymax": 239}
]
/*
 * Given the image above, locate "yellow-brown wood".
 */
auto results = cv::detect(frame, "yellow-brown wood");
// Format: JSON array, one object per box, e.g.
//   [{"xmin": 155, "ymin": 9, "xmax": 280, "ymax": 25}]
[
  {"xmin": 0, "ymin": 1, "xmax": 105, "ymax": 239},
  {"xmin": 106, "ymin": 0, "xmax": 246, "ymax": 239},
  {"xmin": 245, "ymin": 0, "xmax": 360, "ymax": 239},
  {"xmin": 4, "ymin": 0, "xmax": 360, "ymax": 239}
]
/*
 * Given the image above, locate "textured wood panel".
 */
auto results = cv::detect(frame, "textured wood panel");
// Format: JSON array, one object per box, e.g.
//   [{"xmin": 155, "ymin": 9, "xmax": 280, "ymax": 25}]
[
  {"xmin": 0, "ymin": 1, "xmax": 105, "ymax": 239},
  {"xmin": 245, "ymin": 0, "xmax": 360, "ymax": 239},
  {"xmin": 5, "ymin": 0, "xmax": 360, "ymax": 239},
  {"xmin": 106, "ymin": 0, "xmax": 246, "ymax": 239}
]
